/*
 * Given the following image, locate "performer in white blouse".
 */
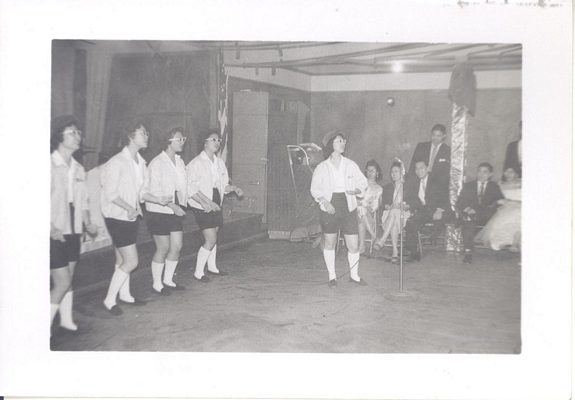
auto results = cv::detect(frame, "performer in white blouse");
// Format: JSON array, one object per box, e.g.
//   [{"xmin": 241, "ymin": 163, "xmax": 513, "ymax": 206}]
[
  {"xmin": 50, "ymin": 116, "xmax": 98, "ymax": 332},
  {"xmin": 357, "ymin": 160, "xmax": 383, "ymax": 254},
  {"xmin": 310, "ymin": 132, "xmax": 368, "ymax": 287},
  {"xmin": 100, "ymin": 121, "xmax": 170, "ymax": 315},
  {"xmin": 186, "ymin": 131, "xmax": 243, "ymax": 282},
  {"xmin": 146, "ymin": 128, "xmax": 188, "ymax": 294}
]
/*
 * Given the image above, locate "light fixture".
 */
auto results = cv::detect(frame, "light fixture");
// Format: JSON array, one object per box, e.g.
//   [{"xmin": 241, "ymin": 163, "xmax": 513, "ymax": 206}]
[
  {"xmin": 386, "ymin": 97, "xmax": 395, "ymax": 107},
  {"xmin": 392, "ymin": 62, "xmax": 403, "ymax": 73}
]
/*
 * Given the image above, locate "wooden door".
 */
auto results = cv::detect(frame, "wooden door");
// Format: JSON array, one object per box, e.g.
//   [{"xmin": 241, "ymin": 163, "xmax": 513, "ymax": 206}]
[{"xmin": 231, "ymin": 91, "xmax": 269, "ymax": 220}]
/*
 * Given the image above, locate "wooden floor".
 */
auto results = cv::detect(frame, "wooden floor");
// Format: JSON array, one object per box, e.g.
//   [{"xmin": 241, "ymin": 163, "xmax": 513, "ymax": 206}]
[{"xmin": 52, "ymin": 240, "xmax": 521, "ymax": 353}]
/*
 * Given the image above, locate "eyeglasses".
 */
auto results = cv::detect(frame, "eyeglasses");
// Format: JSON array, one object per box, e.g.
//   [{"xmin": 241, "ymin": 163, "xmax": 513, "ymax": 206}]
[
  {"xmin": 64, "ymin": 128, "xmax": 82, "ymax": 137},
  {"xmin": 169, "ymin": 137, "xmax": 187, "ymax": 143},
  {"xmin": 206, "ymin": 138, "xmax": 222, "ymax": 143}
]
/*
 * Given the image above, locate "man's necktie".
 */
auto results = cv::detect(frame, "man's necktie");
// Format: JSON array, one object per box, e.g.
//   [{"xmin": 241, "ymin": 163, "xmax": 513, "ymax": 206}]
[
  {"xmin": 428, "ymin": 144, "xmax": 439, "ymax": 171},
  {"xmin": 479, "ymin": 182, "xmax": 486, "ymax": 205}
]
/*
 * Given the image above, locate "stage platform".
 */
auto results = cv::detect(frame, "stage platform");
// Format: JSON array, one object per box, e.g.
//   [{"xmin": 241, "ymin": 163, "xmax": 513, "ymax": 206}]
[{"xmin": 71, "ymin": 211, "xmax": 267, "ymax": 296}]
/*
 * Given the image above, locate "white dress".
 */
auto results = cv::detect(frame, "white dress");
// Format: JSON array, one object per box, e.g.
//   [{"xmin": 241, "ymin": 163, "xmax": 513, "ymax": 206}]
[
  {"xmin": 475, "ymin": 181, "xmax": 521, "ymax": 250},
  {"xmin": 357, "ymin": 182, "xmax": 383, "ymax": 218}
]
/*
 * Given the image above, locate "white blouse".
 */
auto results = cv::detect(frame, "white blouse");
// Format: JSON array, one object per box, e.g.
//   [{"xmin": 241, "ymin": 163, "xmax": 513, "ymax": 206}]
[
  {"xmin": 310, "ymin": 156, "xmax": 368, "ymax": 212},
  {"xmin": 146, "ymin": 151, "xmax": 188, "ymax": 214}
]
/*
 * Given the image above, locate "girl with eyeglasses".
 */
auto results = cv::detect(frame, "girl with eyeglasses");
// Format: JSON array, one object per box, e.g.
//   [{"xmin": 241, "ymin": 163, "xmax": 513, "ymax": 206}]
[
  {"xmin": 100, "ymin": 121, "xmax": 171, "ymax": 315},
  {"xmin": 50, "ymin": 116, "xmax": 99, "ymax": 333},
  {"xmin": 311, "ymin": 132, "xmax": 368, "ymax": 287},
  {"xmin": 186, "ymin": 131, "xmax": 243, "ymax": 282},
  {"xmin": 145, "ymin": 127, "xmax": 188, "ymax": 294}
]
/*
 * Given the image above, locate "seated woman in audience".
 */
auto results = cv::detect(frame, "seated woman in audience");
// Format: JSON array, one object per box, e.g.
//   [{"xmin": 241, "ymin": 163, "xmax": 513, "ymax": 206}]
[
  {"xmin": 373, "ymin": 159, "xmax": 410, "ymax": 262},
  {"xmin": 357, "ymin": 160, "xmax": 383, "ymax": 254},
  {"xmin": 475, "ymin": 166, "xmax": 521, "ymax": 252}
]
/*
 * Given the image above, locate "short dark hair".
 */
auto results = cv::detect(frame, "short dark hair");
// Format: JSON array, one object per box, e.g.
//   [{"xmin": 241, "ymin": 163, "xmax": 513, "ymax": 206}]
[
  {"xmin": 124, "ymin": 119, "xmax": 147, "ymax": 139},
  {"xmin": 51, "ymin": 115, "xmax": 79, "ymax": 152},
  {"xmin": 478, "ymin": 162, "xmax": 494, "ymax": 173},
  {"xmin": 165, "ymin": 126, "xmax": 184, "ymax": 147},
  {"xmin": 364, "ymin": 159, "xmax": 382, "ymax": 181},
  {"xmin": 323, "ymin": 131, "xmax": 346, "ymax": 159},
  {"xmin": 415, "ymin": 159, "xmax": 428, "ymax": 168},
  {"xmin": 501, "ymin": 166, "xmax": 519, "ymax": 182},
  {"xmin": 431, "ymin": 124, "xmax": 446, "ymax": 135}
]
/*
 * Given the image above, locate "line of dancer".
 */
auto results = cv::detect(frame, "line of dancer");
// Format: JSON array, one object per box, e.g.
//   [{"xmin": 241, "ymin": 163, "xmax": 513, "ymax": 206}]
[{"xmin": 50, "ymin": 116, "xmax": 244, "ymax": 325}]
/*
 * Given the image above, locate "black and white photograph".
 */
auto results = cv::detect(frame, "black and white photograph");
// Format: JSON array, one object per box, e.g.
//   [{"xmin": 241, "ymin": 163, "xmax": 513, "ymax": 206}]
[
  {"xmin": 0, "ymin": 1, "xmax": 572, "ymax": 399},
  {"xmin": 48, "ymin": 39, "xmax": 523, "ymax": 353}
]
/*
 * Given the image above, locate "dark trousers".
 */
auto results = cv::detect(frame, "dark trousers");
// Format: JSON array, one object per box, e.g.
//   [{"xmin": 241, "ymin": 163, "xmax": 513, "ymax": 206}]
[
  {"xmin": 461, "ymin": 210, "xmax": 495, "ymax": 252},
  {"xmin": 405, "ymin": 208, "xmax": 451, "ymax": 255}
]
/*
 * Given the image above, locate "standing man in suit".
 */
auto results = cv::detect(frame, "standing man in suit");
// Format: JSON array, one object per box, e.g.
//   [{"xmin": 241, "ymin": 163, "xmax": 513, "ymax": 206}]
[
  {"xmin": 403, "ymin": 160, "xmax": 454, "ymax": 262},
  {"xmin": 408, "ymin": 124, "xmax": 451, "ymax": 194},
  {"xmin": 503, "ymin": 121, "xmax": 522, "ymax": 178},
  {"xmin": 456, "ymin": 162, "xmax": 504, "ymax": 264}
]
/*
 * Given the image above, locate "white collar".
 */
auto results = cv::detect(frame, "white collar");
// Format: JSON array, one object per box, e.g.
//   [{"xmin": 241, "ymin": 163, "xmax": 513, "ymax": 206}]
[
  {"xmin": 162, "ymin": 150, "xmax": 181, "ymax": 163},
  {"xmin": 52, "ymin": 150, "xmax": 77, "ymax": 168},
  {"xmin": 201, "ymin": 150, "xmax": 219, "ymax": 164},
  {"xmin": 121, "ymin": 146, "xmax": 145, "ymax": 165}
]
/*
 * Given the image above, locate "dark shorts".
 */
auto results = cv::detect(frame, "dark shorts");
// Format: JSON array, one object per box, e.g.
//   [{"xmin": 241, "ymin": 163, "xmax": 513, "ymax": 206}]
[
  {"xmin": 146, "ymin": 211, "xmax": 184, "ymax": 236},
  {"xmin": 50, "ymin": 234, "xmax": 81, "ymax": 270},
  {"xmin": 105, "ymin": 217, "xmax": 140, "ymax": 248},
  {"xmin": 191, "ymin": 188, "xmax": 224, "ymax": 230},
  {"xmin": 320, "ymin": 192, "xmax": 359, "ymax": 235}
]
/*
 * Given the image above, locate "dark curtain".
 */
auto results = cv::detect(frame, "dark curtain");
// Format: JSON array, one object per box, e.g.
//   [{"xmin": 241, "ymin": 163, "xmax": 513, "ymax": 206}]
[{"xmin": 103, "ymin": 51, "xmax": 212, "ymax": 163}]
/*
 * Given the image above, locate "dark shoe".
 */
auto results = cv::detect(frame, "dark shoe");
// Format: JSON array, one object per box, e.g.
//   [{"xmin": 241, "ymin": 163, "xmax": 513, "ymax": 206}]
[
  {"xmin": 164, "ymin": 283, "xmax": 186, "ymax": 290},
  {"xmin": 328, "ymin": 279, "xmax": 337, "ymax": 287},
  {"xmin": 463, "ymin": 253, "xmax": 472, "ymax": 264},
  {"xmin": 104, "ymin": 304, "xmax": 123, "ymax": 316},
  {"xmin": 153, "ymin": 287, "xmax": 172, "ymax": 296},
  {"xmin": 119, "ymin": 297, "xmax": 148, "ymax": 306},
  {"xmin": 194, "ymin": 275, "xmax": 211, "ymax": 283},
  {"xmin": 207, "ymin": 270, "xmax": 228, "ymax": 276},
  {"xmin": 349, "ymin": 278, "xmax": 368, "ymax": 286}
]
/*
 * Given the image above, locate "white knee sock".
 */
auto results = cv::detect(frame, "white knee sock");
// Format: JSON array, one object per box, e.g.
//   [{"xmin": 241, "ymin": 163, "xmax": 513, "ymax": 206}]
[
  {"xmin": 151, "ymin": 261, "xmax": 165, "ymax": 292},
  {"xmin": 194, "ymin": 246, "xmax": 211, "ymax": 279},
  {"xmin": 323, "ymin": 249, "xmax": 336, "ymax": 280},
  {"xmin": 348, "ymin": 251, "xmax": 361, "ymax": 281},
  {"xmin": 116, "ymin": 264, "xmax": 134, "ymax": 302},
  {"xmin": 50, "ymin": 303, "xmax": 60, "ymax": 324},
  {"xmin": 59, "ymin": 291, "xmax": 78, "ymax": 330},
  {"xmin": 207, "ymin": 245, "xmax": 219, "ymax": 273},
  {"xmin": 163, "ymin": 259, "xmax": 179, "ymax": 286},
  {"xmin": 104, "ymin": 268, "xmax": 129, "ymax": 309}
]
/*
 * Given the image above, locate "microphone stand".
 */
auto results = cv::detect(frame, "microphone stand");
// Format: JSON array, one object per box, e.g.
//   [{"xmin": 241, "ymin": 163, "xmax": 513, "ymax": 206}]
[{"xmin": 389, "ymin": 163, "xmax": 413, "ymax": 299}]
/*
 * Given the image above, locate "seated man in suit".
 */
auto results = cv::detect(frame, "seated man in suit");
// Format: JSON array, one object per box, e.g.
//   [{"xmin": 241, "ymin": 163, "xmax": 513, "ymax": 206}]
[
  {"xmin": 403, "ymin": 160, "xmax": 454, "ymax": 262},
  {"xmin": 456, "ymin": 162, "xmax": 504, "ymax": 264},
  {"xmin": 408, "ymin": 123, "xmax": 451, "ymax": 192}
]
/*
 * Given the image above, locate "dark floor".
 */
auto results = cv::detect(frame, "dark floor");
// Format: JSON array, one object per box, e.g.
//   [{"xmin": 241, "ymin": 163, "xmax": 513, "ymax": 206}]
[{"xmin": 52, "ymin": 240, "xmax": 521, "ymax": 353}]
